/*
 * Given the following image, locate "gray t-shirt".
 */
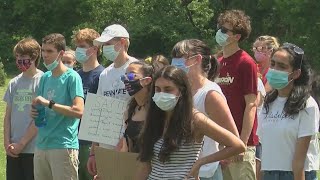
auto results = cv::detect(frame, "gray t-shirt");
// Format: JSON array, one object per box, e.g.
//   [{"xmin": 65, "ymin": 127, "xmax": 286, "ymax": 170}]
[{"xmin": 3, "ymin": 70, "xmax": 43, "ymax": 153}]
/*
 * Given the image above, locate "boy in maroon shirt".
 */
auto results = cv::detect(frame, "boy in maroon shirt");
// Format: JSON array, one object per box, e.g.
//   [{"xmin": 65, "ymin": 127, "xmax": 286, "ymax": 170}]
[{"xmin": 215, "ymin": 10, "xmax": 258, "ymax": 180}]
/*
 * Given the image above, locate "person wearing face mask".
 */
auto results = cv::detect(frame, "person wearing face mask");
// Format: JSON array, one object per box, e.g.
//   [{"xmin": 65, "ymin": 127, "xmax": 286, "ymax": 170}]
[
  {"xmin": 30, "ymin": 33, "xmax": 85, "ymax": 180},
  {"xmin": 86, "ymin": 24, "xmax": 138, "ymax": 177},
  {"xmin": 214, "ymin": 10, "xmax": 258, "ymax": 180},
  {"xmin": 134, "ymin": 66, "xmax": 246, "ymax": 180},
  {"xmin": 252, "ymin": 35, "xmax": 280, "ymax": 93},
  {"xmin": 171, "ymin": 39, "xmax": 239, "ymax": 180},
  {"xmin": 257, "ymin": 43, "xmax": 319, "ymax": 180},
  {"xmin": 72, "ymin": 28, "xmax": 104, "ymax": 180},
  {"xmin": 3, "ymin": 38, "xmax": 43, "ymax": 180},
  {"xmin": 62, "ymin": 48, "xmax": 77, "ymax": 69}
]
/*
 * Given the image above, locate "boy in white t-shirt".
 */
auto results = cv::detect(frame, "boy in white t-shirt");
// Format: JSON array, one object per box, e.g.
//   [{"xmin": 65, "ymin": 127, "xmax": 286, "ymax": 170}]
[{"xmin": 86, "ymin": 24, "xmax": 138, "ymax": 177}]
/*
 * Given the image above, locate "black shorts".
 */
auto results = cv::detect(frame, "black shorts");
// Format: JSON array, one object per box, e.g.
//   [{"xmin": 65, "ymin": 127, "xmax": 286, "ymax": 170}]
[{"xmin": 6, "ymin": 153, "xmax": 34, "ymax": 180}]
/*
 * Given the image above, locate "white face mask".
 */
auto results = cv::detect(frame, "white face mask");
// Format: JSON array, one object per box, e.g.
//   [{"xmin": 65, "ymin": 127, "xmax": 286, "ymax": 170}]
[{"xmin": 152, "ymin": 92, "xmax": 179, "ymax": 111}]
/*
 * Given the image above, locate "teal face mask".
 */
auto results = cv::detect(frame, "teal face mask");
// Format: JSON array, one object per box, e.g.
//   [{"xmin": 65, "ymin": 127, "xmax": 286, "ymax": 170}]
[
  {"xmin": 103, "ymin": 43, "xmax": 120, "ymax": 62},
  {"xmin": 215, "ymin": 29, "xmax": 229, "ymax": 46},
  {"xmin": 75, "ymin": 47, "xmax": 90, "ymax": 63},
  {"xmin": 266, "ymin": 69, "xmax": 293, "ymax": 90},
  {"xmin": 44, "ymin": 53, "xmax": 60, "ymax": 71}
]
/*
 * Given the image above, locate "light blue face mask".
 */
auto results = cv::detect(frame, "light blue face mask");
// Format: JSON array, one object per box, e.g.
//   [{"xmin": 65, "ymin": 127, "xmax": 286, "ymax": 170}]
[
  {"xmin": 266, "ymin": 69, "xmax": 293, "ymax": 90},
  {"xmin": 215, "ymin": 29, "xmax": 229, "ymax": 46},
  {"xmin": 103, "ymin": 44, "xmax": 120, "ymax": 62},
  {"xmin": 75, "ymin": 47, "xmax": 90, "ymax": 64},
  {"xmin": 171, "ymin": 58, "xmax": 189, "ymax": 73},
  {"xmin": 44, "ymin": 53, "xmax": 60, "ymax": 71},
  {"xmin": 171, "ymin": 56, "xmax": 197, "ymax": 73}
]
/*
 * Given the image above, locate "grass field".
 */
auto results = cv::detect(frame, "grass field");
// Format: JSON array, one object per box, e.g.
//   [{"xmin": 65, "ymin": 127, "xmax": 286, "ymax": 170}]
[{"xmin": 0, "ymin": 79, "xmax": 9, "ymax": 179}]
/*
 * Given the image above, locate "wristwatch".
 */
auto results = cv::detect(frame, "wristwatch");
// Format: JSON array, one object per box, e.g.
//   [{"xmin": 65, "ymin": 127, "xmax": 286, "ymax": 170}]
[{"xmin": 48, "ymin": 100, "xmax": 55, "ymax": 109}]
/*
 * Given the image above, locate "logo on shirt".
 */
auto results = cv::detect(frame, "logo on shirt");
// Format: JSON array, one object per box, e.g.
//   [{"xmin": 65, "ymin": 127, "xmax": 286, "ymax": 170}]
[
  {"xmin": 47, "ymin": 89, "xmax": 56, "ymax": 100},
  {"xmin": 13, "ymin": 89, "xmax": 33, "ymax": 111},
  {"xmin": 215, "ymin": 73, "xmax": 235, "ymax": 85},
  {"xmin": 263, "ymin": 111, "xmax": 294, "ymax": 122}
]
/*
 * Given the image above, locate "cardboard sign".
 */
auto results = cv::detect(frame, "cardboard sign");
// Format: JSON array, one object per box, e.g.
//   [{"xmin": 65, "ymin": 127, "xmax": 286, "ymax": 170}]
[
  {"xmin": 95, "ymin": 147, "xmax": 139, "ymax": 180},
  {"xmin": 78, "ymin": 93, "xmax": 127, "ymax": 146}
]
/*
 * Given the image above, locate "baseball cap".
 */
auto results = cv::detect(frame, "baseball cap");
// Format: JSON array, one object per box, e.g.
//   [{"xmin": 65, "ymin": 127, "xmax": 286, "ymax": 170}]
[{"xmin": 93, "ymin": 24, "xmax": 129, "ymax": 45}]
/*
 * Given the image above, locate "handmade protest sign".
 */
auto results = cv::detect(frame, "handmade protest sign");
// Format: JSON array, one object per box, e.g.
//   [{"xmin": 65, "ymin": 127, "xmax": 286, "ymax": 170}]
[{"xmin": 78, "ymin": 93, "xmax": 126, "ymax": 146}]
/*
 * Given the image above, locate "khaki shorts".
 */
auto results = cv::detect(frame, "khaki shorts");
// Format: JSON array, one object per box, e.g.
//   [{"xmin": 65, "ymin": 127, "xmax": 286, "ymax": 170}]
[
  {"xmin": 34, "ymin": 148, "xmax": 79, "ymax": 180},
  {"xmin": 222, "ymin": 146, "xmax": 256, "ymax": 180}
]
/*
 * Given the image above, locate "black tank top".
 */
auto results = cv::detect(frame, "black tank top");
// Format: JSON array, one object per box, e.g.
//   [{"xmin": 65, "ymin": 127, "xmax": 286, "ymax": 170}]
[{"xmin": 124, "ymin": 118, "xmax": 144, "ymax": 153}]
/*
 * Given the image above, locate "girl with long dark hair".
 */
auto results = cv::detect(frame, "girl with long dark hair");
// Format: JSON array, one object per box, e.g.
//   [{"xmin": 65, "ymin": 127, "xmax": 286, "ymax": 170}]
[
  {"xmin": 135, "ymin": 66, "xmax": 245, "ymax": 180},
  {"xmin": 258, "ymin": 43, "xmax": 319, "ymax": 180}
]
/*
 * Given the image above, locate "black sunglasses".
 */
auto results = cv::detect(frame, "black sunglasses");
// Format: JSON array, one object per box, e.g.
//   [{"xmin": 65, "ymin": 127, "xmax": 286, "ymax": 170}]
[
  {"xmin": 283, "ymin": 42, "xmax": 304, "ymax": 68},
  {"xmin": 217, "ymin": 26, "xmax": 234, "ymax": 34}
]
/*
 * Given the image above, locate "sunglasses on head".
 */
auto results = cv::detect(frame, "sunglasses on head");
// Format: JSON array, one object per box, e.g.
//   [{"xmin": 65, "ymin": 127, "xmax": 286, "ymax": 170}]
[{"xmin": 282, "ymin": 42, "xmax": 304, "ymax": 68}]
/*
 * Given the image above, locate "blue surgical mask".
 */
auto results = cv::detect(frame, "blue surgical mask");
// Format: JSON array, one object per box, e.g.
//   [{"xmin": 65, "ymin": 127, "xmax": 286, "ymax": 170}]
[
  {"xmin": 215, "ymin": 29, "xmax": 229, "ymax": 46},
  {"xmin": 266, "ymin": 69, "xmax": 293, "ymax": 90},
  {"xmin": 103, "ymin": 44, "xmax": 120, "ymax": 62},
  {"xmin": 44, "ymin": 52, "xmax": 60, "ymax": 71},
  {"xmin": 171, "ymin": 57, "xmax": 197, "ymax": 73},
  {"xmin": 152, "ymin": 92, "xmax": 179, "ymax": 111},
  {"xmin": 75, "ymin": 47, "xmax": 90, "ymax": 63},
  {"xmin": 171, "ymin": 58, "xmax": 189, "ymax": 73}
]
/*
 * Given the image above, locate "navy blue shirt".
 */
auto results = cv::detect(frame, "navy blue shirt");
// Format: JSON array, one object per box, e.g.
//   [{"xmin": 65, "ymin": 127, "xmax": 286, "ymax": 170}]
[{"xmin": 77, "ymin": 65, "xmax": 104, "ymax": 145}]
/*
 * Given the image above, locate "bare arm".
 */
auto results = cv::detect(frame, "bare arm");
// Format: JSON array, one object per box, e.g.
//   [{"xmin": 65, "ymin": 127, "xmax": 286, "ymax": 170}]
[
  {"xmin": 134, "ymin": 161, "xmax": 151, "ymax": 180},
  {"xmin": 3, "ymin": 105, "xmax": 11, "ymax": 148},
  {"xmin": 19, "ymin": 120, "xmax": 37, "ymax": 147},
  {"xmin": 241, "ymin": 94, "xmax": 257, "ymax": 145},
  {"xmin": 194, "ymin": 111, "xmax": 245, "ymax": 166},
  {"xmin": 205, "ymin": 91, "xmax": 239, "ymax": 137},
  {"xmin": 292, "ymin": 136, "xmax": 311, "ymax": 180},
  {"xmin": 33, "ymin": 96, "xmax": 84, "ymax": 119}
]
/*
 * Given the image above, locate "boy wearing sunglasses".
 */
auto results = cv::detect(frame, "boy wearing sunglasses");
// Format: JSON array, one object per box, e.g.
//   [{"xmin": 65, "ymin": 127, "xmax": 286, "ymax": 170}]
[
  {"xmin": 86, "ymin": 24, "xmax": 138, "ymax": 177},
  {"xmin": 3, "ymin": 38, "xmax": 44, "ymax": 180},
  {"xmin": 215, "ymin": 10, "xmax": 258, "ymax": 180}
]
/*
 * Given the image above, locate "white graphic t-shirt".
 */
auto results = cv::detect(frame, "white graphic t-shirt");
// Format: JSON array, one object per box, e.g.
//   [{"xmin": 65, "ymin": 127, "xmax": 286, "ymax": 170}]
[
  {"xmin": 258, "ymin": 96, "xmax": 319, "ymax": 171},
  {"xmin": 97, "ymin": 56, "xmax": 138, "ymax": 148}
]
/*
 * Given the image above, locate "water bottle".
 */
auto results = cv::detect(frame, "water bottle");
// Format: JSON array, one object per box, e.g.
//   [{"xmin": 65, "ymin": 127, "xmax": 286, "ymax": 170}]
[{"xmin": 34, "ymin": 104, "xmax": 47, "ymax": 127}]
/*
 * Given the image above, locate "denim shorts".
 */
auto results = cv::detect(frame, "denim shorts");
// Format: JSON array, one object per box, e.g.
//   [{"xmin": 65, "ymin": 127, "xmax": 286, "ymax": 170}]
[
  {"xmin": 263, "ymin": 170, "xmax": 317, "ymax": 180},
  {"xmin": 255, "ymin": 143, "xmax": 262, "ymax": 160}
]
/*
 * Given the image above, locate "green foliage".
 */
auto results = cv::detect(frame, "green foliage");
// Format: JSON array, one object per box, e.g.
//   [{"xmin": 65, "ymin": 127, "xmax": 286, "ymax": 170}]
[
  {"xmin": 1, "ymin": 0, "xmax": 320, "ymax": 71},
  {"xmin": 0, "ymin": 61, "xmax": 7, "ymax": 86}
]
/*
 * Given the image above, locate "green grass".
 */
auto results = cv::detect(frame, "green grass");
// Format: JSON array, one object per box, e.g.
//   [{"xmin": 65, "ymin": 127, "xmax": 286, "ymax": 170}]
[{"xmin": 0, "ymin": 78, "xmax": 9, "ymax": 179}]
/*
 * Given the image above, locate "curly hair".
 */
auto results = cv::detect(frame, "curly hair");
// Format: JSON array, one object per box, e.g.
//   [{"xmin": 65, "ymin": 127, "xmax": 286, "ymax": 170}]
[
  {"xmin": 217, "ymin": 9, "xmax": 251, "ymax": 42},
  {"xmin": 72, "ymin": 28, "xmax": 100, "ymax": 46}
]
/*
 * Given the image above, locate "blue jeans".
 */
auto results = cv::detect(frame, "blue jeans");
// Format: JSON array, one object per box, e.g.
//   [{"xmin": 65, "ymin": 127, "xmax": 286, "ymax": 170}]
[
  {"xmin": 263, "ymin": 170, "xmax": 317, "ymax": 180},
  {"xmin": 200, "ymin": 165, "xmax": 223, "ymax": 180}
]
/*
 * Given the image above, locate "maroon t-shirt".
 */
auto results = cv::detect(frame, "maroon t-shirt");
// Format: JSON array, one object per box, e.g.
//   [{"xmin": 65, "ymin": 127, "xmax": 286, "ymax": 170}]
[{"xmin": 217, "ymin": 50, "xmax": 258, "ymax": 146}]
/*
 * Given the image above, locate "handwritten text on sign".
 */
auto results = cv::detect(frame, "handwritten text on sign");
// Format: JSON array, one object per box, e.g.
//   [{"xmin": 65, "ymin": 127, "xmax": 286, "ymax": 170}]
[{"xmin": 78, "ymin": 93, "xmax": 127, "ymax": 146}]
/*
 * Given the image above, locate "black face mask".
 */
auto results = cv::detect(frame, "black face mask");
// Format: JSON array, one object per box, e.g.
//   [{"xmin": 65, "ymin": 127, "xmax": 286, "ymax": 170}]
[{"xmin": 124, "ymin": 79, "xmax": 143, "ymax": 96}]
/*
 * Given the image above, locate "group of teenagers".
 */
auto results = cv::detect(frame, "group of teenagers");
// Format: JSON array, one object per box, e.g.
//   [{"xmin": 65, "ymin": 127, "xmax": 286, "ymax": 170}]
[{"xmin": 3, "ymin": 9, "xmax": 319, "ymax": 180}]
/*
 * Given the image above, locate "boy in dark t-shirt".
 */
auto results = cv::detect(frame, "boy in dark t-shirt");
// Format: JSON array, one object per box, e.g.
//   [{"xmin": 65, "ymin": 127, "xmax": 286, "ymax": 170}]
[{"xmin": 72, "ymin": 28, "xmax": 104, "ymax": 180}]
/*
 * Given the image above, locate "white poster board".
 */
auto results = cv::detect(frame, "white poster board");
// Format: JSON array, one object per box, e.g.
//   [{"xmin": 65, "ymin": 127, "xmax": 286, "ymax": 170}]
[{"xmin": 78, "ymin": 93, "xmax": 127, "ymax": 146}]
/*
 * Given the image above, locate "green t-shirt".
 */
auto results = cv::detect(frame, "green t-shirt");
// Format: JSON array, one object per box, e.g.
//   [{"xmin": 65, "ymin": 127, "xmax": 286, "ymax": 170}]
[{"xmin": 36, "ymin": 68, "xmax": 84, "ymax": 149}]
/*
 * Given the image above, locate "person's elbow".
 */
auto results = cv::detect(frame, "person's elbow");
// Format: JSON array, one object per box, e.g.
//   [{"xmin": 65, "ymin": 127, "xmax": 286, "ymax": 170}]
[
  {"xmin": 234, "ymin": 139, "xmax": 246, "ymax": 154},
  {"xmin": 73, "ymin": 106, "xmax": 83, "ymax": 119}
]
